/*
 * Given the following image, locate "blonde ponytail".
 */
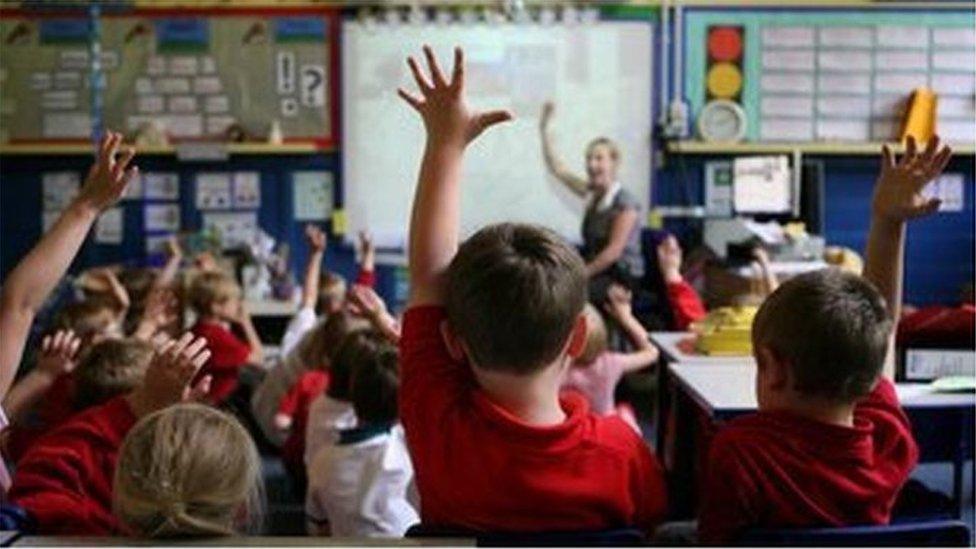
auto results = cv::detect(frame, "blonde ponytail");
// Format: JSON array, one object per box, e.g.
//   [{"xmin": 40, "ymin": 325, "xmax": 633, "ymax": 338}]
[{"xmin": 113, "ymin": 404, "xmax": 264, "ymax": 538}]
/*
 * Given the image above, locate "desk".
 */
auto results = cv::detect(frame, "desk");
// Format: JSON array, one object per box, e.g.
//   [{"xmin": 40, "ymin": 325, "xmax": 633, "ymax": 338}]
[
  {"xmin": 12, "ymin": 537, "xmax": 471, "ymax": 547},
  {"xmin": 664, "ymin": 361, "xmax": 975, "ymax": 518},
  {"xmin": 649, "ymin": 332, "xmax": 752, "ymax": 366}
]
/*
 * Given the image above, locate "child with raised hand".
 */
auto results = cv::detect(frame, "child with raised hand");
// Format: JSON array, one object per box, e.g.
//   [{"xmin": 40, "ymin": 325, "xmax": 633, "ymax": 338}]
[
  {"xmin": 2, "ymin": 330, "xmax": 81, "ymax": 425},
  {"xmin": 561, "ymin": 284, "xmax": 659, "ymax": 432},
  {"xmin": 305, "ymin": 330, "xmax": 418, "ymax": 537},
  {"xmin": 657, "ymin": 235, "xmax": 706, "ymax": 330},
  {"xmin": 0, "ymin": 131, "xmax": 136, "ymax": 402},
  {"xmin": 113, "ymin": 403, "xmax": 263, "ymax": 539},
  {"xmin": 697, "ymin": 136, "xmax": 952, "ymax": 544},
  {"xmin": 9, "ymin": 332, "xmax": 212, "ymax": 535},
  {"xmin": 396, "ymin": 45, "xmax": 666, "ymax": 533},
  {"xmin": 188, "ymin": 271, "xmax": 263, "ymax": 405}
]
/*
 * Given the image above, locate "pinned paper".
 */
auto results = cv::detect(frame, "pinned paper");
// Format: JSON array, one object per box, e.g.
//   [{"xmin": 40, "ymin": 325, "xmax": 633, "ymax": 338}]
[
  {"xmin": 233, "ymin": 172, "xmax": 261, "ymax": 209},
  {"xmin": 733, "ymin": 156, "xmax": 791, "ymax": 214},
  {"xmin": 292, "ymin": 171, "xmax": 333, "ymax": 221},
  {"xmin": 43, "ymin": 113, "xmax": 91, "ymax": 137},
  {"xmin": 331, "ymin": 209, "xmax": 347, "ymax": 235},
  {"xmin": 144, "ymin": 172, "xmax": 180, "ymax": 200},
  {"xmin": 923, "ymin": 173, "xmax": 965, "ymax": 212},
  {"xmin": 196, "ymin": 173, "xmax": 233, "ymax": 210},
  {"xmin": 145, "ymin": 235, "xmax": 170, "ymax": 255},
  {"xmin": 144, "ymin": 203, "xmax": 181, "ymax": 232},
  {"xmin": 124, "ymin": 172, "xmax": 144, "ymax": 200},
  {"xmin": 205, "ymin": 96, "xmax": 229, "ymax": 113},
  {"xmin": 300, "ymin": 65, "xmax": 326, "ymax": 107},
  {"xmin": 203, "ymin": 212, "xmax": 259, "ymax": 248},
  {"xmin": 30, "ymin": 73, "xmax": 52, "ymax": 90},
  {"xmin": 42, "ymin": 172, "xmax": 80, "ymax": 211},
  {"xmin": 95, "ymin": 207, "xmax": 124, "ymax": 244}
]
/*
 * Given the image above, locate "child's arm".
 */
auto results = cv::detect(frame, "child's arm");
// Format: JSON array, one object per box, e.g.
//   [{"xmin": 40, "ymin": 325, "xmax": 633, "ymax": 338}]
[
  {"xmin": 154, "ymin": 236, "xmax": 184, "ymax": 290},
  {"xmin": 604, "ymin": 285, "xmax": 659, "ymax": 373},
  {"xmin": 300, "ymin": 224, "xmax": 327, "ymax": 310},
  {"xmin": 0, "ymin": 132, "xmax": 136, "ymax": 397},
  {"xmin": 236, "ymin": 302, "xmax": 265, "ymax": 365},
  {"xmin": 539, "ymin": 101, "xmax": 589, "ymax": 197},
  {"xmin": 132, "ymin": 288, "xmax": 177, "ymax": 341},
  {"xmin": 274, "ymin": 383, "xmax": 301, "ymax": 431},
  {"xmin": 399, "ymin": 46, "xmax": 512, "ymax": 306},
  {"xmin": 864, "ymin": 136, "xmax": 952, "ymax": 379},
  {"xmin": 2, "ymin": 330, "xmax": 81, "ymax": 424},
  {"xmin": 348, "ymin": 285, "xmax": 400, "ymax": 343},
  {"xmin": 751, "ymin": 246, "xmax": 778, "ymax": 296},
  {"xmin": 355, "ymin": 231, "xmax": 377, "ymax": 287},
  {"xmin": 657, "ymin": 235, "xmax": 707, "ymax": 330},
  {"xmin": 91, "ymin": 268, "xmax": 131, "ymax": 318}
]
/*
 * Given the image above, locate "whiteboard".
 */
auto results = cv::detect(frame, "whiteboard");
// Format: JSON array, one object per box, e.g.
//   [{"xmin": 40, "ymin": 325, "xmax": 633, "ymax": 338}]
[{"xmin": 341, "ymin": 21, "xmax": 653, "ymax": 248}]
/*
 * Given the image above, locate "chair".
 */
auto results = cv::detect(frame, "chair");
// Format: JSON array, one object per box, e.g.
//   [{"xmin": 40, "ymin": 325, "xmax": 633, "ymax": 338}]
[
  {"xmin": 405, "ymin": 523, "xmax": 647, "ymax": 547},
  {"xmin": 737, "ymin": 519, "xmax": 971, "ymax": 547}
]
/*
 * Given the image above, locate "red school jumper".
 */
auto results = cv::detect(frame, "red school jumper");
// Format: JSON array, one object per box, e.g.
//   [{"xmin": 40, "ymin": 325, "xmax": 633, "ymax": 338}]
[{"xmin": 398, "ymin": 306, "xmax": 668, "ymax": 534}]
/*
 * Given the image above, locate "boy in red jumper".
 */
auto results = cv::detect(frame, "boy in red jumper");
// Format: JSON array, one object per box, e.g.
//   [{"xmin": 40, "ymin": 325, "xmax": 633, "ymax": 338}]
[
  {"xmin": 188, "ymin": 271, "xmax": 263, "ymax": 404},
  {"xmin": 396, "ymin": 46, "xmax": 666, "ymax": 534},
  {"xmin": 8, "ymin": 332, "xmax": 213, "ymax": 535},
  {"xmin": 657, "ymin": 235, "xmax": 706, "ymax": 330},
  {"xmin": 699, "ymin": 136, "xmax": 952, "ymax": 543}
]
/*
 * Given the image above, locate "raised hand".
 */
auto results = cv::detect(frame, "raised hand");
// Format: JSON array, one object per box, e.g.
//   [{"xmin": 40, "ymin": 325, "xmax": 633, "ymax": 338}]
[
  {"xmin": 398, "ymin": 45, "xmax": 513, "ymax": 147},
  {"xmin": 657, "ymin": 235, "xmax": 683, "ymax": 284},
  {"xmin": 305, "ymin": 224, "xmax": 327, "ymax": 254},
  {"xmin": 874, "ymin": 135, "xmax": 952, "ymax": 223},
  {"xmin": 347, "ymin": 284, "xmax": 388, "ymax": 320},
  {"xmin": 134, "ymin": 287, "xmax": 179, "ymax": 341},
  {"xmin": 128, "ymin": 332, "xmax": 212, "ymax": 416},
  {"xmin": 78, "ymin": 131, "xmax": 138, "ymax": 211},
  {"xmin": 35, "ymin": 330, "xmax": 81, "ymax": 378},
  {"xmin": 358, "ymin": 231, "xmax": 374, "ymax": 258},
  {"xmin": 604, "ymin": 283, "xmax": 634, "ymax": 320},
  {"xmin": 164, "ymin": 235, "xmax": 184, "ymax": 260},
  {"xmin": 540, "ymin": 101, "xmax": 555, "ymax": 128}
]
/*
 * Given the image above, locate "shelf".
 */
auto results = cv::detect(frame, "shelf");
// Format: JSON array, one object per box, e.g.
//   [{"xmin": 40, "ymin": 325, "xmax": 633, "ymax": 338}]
[
  {"xmin": 0, "ymin": 142, "xmax": 332, "ymax": 156},
  {"xmin": 666, "ymin": 141, "xmax": 976, "ymax": 156}
]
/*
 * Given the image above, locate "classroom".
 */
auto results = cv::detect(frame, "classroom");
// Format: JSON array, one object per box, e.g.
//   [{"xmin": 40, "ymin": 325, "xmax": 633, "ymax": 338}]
[{"xmin": 0, "ymin": 0, "xmax": 973, "ymax": 546}]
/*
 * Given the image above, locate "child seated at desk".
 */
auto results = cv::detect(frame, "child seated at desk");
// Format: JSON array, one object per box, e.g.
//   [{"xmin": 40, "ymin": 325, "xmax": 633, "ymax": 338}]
[{"xmin": 697, "ymin": 136, "xmax": 952, "ymax": 544}]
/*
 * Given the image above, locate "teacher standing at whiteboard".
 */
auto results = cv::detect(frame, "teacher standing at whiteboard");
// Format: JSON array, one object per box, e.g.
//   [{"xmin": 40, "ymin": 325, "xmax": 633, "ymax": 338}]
[{"xmin": 539, "ymin": 102, "xmax": 644, "ymax": 299}]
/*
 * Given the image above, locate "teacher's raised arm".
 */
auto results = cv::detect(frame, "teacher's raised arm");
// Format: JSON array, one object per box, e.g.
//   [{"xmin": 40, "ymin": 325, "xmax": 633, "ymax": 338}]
[{"xmin": 539, "ymin": 102, "xmax": 589, "ymax": 197}]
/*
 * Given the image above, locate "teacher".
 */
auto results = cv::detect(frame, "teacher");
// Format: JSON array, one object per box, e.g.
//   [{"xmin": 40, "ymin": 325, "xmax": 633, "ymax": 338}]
[{"xmin": 539, "ymin": 102, "xmax": 644, "ymax": 300}]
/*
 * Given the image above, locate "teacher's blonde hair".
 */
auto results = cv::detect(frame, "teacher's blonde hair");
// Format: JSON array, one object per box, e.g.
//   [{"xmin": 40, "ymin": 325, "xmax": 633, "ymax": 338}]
[
  {"xmin": 113, "ymin": 404, "xmax": 264, "ymax": 538},
  {"xmin": 586, "ymin": 137, "xmax": 621, "ymax": 163}
]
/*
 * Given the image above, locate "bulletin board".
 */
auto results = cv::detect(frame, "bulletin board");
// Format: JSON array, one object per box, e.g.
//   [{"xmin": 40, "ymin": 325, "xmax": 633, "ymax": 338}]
[
  {"xmin": 0, "ymin": 7, "xmax": 338, "ymax": 146},
  {"xmin": 683, "ymin": 9, "xmax": 976, "ymax": 144}
]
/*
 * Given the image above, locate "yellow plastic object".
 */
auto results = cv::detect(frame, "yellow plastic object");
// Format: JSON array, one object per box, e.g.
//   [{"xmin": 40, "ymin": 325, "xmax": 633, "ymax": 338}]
[
  {"xmin": 900, "ymin": 87, "xmax": 937, "ymax": 145},
  {"xmin": 706, "ymin": 63, "xmax": 743, "ymax": 99},
  {"xmin": 691, "ymin": 306, "xmax": 758, "ymax": 356},
  {"xmin": 331, "ymin": 209, "xmax": 347, "ymax": 235}
]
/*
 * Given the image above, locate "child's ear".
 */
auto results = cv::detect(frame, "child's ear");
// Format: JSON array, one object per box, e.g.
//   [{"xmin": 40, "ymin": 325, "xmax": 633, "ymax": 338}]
[
  {"xmin": 756, "ymin": 344, "xmax": 790, "ymax": 391},
  {"xmin": 439, "ymin": 320, "xmax": 467, "ymax": 362},
  {"xmin": 566, "ymin": 313, "xmax": 588, "ymax": 359}
]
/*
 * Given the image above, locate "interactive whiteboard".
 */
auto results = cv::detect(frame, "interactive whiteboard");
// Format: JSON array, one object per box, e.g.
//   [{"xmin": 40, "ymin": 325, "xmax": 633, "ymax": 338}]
[{"xmin": 341, "ymin": 21, "xmax": 653, "ymax": 248}]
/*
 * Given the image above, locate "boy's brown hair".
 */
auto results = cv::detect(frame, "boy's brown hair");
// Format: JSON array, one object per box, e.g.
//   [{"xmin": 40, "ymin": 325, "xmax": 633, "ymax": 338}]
[
  {"xmin": 54, "ymin": 299, "xmax": 119, "ymax": 343},
  {"xmin": 74, "ymin": 338, "xmax": 154, "ymax": 410},
  {"xmin": 316, "ymin": 271, "xmax": 347, "ymax": 314},
  {"xmin": 294, "ymin": 310, "xmax": 370, "ymax": 373},
  {"xmin": 188, "ymin": 271, "xmax": 240, "ymax": 315},
  {"xmin": 445, "ymin": 223, "xmax": 587, "ymax": 374},
  {"xmin": 326, "ymin": 329, "xmax": 392, "ymax": 402},
  {"xmin": 348, "ymin": 332, "xmax": 399, "ymax": 425},
  {"xmin": 578, "ymin": 304, "xmax": 608, "ymax": 365},
  {"xmin": 752, "ymin": 269, "xmax": 893, "ymax": 403}
]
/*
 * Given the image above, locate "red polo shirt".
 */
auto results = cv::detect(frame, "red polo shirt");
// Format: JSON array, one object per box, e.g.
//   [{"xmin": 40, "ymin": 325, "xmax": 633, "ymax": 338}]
[
  {"xmin": 399, "ymin": 306, "xmax": 667, "ymax": 533},
  {"xmin": 699, "ymin": 377, "xmax": 919, "ymax": 544},
  {"xmin": 8, "ymin": 396, "xmax": 137, "ymax": 535},
  {"xmin": 191, "ymin": 320, "xmax": 251, "ymax": 404}
]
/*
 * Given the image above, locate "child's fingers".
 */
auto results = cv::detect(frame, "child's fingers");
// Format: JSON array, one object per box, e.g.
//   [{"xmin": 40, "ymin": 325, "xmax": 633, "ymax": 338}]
[
  {"xmin": 169, "ymin": 332, "xmax": 195, "ymax": 357},
  {"xmin": 915, "ymin": 198, "xmax": 942, "ymax": 217},
  {"xmin": 900, "ymin": 135, "xmax": 917, "ymax": 167},
  {"xmin": 182, "ymin": 336, "xmax": 208, "ymax": 360},
  {"xmin": 470, "ymin": 110, "xmax": 514, "ymax": 140},
  {"xmin": 121, "ymin": 166, "xmax": 139, "ymax": 188},
  {"xmin": 113, "ymin": 147, "xmax": 136, "ymax": 178},
  {"xmin": 406, "ymin": 56, "xmax": 433, "ymax": 93},
  {"xmin": 932, "ymin": 145, "xmax": 953, "ymax": 177},
  {"xmin": 880, "ymin": 144, "xmax": 894, "ymax": 174},
  {"xmin": 450, "ymin": 46, "xmax": 464, "ymax": 90},
  {"xmin": 41, "ymin": 335, "xmax": 52, "ymax": 354},
  {"xmin": 397, "ymin": 88, "xmax": 423, "ymax": 111},
  {"xmin": 422, "ymin": 44, "xmax": 447, "ymax": 87},
  {"xmin": 190, "ymin": 349, "xmax": 211, "ymax": 370},
  {"xmin": 919, "ymin": 135, "xmax": 940, "ymax": 164},
  {"xmin": 98, "ymin": 132, "xmax": 113, "ymax": 162}
]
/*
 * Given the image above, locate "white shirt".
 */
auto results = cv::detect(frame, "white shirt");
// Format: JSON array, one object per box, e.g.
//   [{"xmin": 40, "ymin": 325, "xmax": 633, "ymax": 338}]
[
  {"xmin": 593, "ymin": 181, "xmax": 623, "ymax": 212},
  {"xmin": 305, "ymin": 424, "xmax": 419, "ymax": 537},
  {"xmin": 250, "ymin": 308, "xmax": 323, "ymax": 445},
  {"xmin": 304, "ymin": 394, "xmax": 358, "ymax": 467}
]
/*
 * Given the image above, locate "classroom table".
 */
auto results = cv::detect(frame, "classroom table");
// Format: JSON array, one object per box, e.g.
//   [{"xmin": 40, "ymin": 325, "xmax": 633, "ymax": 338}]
[
  {"xmin": 661, "ymin": 356, "xmax": 976, "ymax": 519},
  {"xmin": 10, "ymin": 536, "xmax": 471, "ymax": 547}
]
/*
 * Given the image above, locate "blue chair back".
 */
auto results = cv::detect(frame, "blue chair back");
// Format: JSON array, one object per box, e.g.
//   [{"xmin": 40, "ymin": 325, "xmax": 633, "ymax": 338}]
[
  {"xmin": 737, "ymin": 519, "xmax": 971, "ymax": 547},
  {"xmin": 405, "ymin": 523, "xmax": 647, "ymax": 547}
]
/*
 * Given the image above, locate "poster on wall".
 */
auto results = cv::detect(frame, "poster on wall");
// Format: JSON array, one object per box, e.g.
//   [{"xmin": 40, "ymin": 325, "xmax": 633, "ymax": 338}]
[{"xmin": 292, "ymin": 171, "xmax": 333, "ymax": 221}]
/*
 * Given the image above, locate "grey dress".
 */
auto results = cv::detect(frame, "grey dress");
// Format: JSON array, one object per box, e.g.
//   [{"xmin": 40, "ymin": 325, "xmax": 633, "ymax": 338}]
[{"xmin": 582, "ymin": 186, "xmax": 645, "ymax": 281}]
